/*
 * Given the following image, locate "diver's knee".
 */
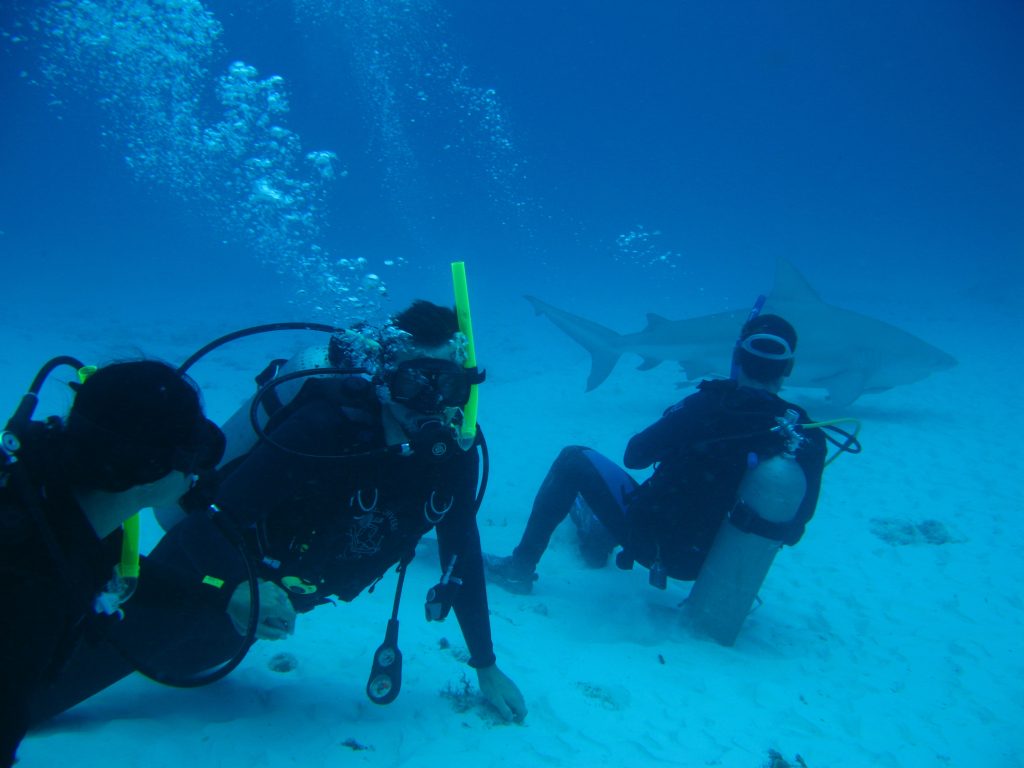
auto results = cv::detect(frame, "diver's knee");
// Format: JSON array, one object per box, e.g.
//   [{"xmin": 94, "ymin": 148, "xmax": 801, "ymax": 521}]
[{"xmin": 555, "ymin": 445, "xmax": 590, "ymax": 461}]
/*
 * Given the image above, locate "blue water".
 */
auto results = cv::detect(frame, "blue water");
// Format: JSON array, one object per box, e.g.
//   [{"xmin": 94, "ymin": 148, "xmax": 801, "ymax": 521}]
[
  {"xmin": 2, "ymin": 5, "xmax": 1023, "ymax": 766},
  {"xmin": 3, "ymin": 0, "xmax": 1020, "ymax": 335}
]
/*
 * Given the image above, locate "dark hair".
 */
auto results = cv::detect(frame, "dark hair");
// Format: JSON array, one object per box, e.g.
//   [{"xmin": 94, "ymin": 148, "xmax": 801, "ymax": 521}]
[
  {"xmin": 63, "ymin": 360, "xmax": 223, "ymax": 492},
  {"xmin": 393, "ymin": 300, "xmax": 460, "ymax": 348},
  {"xmin": 733, "ymin": 313, "xmax": 797, "ymax": 383}
]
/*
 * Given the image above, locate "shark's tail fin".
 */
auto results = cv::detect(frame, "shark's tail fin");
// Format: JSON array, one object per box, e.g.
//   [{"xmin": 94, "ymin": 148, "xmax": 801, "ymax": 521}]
[{"xmin": 524, "ymin": 295, "xmax": 623, "ymax": 390}]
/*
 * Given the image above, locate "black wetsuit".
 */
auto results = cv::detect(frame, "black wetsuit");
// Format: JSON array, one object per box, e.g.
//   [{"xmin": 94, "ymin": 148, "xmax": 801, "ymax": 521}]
[
  {"xmin": 29, "ymin": 377, "xmax": 495, "ymax": 724},
  {"xmin": 0, "ymin": 444, "xmax": 113, "ymax": 766},
  {"xmin": 166, "ymin": 376, "xmax": 494, "ymax": 658},
  {"xmin": 513, "ymin": 379, "xmax": 827, "ymax": 579}
]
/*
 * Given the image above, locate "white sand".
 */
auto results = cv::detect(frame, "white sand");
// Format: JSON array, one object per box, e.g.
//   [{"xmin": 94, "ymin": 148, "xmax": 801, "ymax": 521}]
[{"xmin": 6, "ymin": 292, "xmax": 1022, "ymax": 768}]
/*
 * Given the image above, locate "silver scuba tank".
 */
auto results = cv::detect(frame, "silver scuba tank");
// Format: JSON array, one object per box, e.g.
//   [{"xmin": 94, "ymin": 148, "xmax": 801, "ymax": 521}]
[
  {"xmin": 155, "ymin": 346, "xmax": 333, "ymax": 532},
  {"xmin": 684, "ymin": 452, "xmax": 807, "ymax": 646}
]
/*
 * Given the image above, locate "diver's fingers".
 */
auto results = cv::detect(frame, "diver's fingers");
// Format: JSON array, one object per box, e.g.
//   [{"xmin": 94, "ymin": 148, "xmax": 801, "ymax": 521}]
[
  {"xmin": 257, "ymin": 626, "xmax": 289, "ymax": 641},
  {"xmin": 258, "ymin": 616, "xmax": 294, "ymax": 640},
  {"xmin": 258, "ymin": 582, "xmax": 296, "ymax": 616},
  {"xmin": 261, "ymin": 581, "xmax": 291, "ymax": 602},
  {"xmin": 490, "ymin": 695, "xmax": 514, "ymax": 721},
  {"xmin": 508, "ymin": 695, "xmax": 528, "ymax": 723}
]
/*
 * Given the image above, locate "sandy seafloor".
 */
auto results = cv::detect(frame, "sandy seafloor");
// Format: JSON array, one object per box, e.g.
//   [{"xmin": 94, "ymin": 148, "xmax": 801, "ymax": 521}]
[{"xmin": 3, "ymin": 273, "xmax": 1022, "ymax": 768}]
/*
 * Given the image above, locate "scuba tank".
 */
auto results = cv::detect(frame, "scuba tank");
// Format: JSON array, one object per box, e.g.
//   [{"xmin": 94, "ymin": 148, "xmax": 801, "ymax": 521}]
[
  {"xmin": 684, "ymin": 438, "xmax": 807, "ymax": 646},
  {"xmin": 154, "ymin": 345, "xmax": 344, "ymax": 532}
]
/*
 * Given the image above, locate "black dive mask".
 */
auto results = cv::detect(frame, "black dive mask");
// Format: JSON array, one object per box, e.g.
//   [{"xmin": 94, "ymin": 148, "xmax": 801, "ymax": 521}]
[
  {"xmin": 169, "ymin": 418, "xmax": 226, "ymax": 476},
  {"xmin": 388, "ymin": 358, "xmax": 485, "ymax": 414}
]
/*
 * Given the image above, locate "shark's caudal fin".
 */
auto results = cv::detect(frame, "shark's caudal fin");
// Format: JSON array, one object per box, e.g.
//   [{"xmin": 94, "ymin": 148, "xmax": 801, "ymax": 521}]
[{"xmin": 524, "ymin": 295, "xmax": 623, "ymax": 390}]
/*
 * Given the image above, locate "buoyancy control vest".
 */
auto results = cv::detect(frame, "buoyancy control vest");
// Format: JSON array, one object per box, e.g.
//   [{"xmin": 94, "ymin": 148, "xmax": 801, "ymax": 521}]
[{"xmin": 624, "ymin": 379, "xmax": 822, "ymax": 580}]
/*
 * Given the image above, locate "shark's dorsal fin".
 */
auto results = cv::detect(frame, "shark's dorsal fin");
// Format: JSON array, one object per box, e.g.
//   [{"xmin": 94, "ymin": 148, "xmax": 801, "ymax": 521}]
[
  {"xmin": 772, "ymin": 258, "xmax": 823, "ymax": 305},
  {"xmin": 643, "ymin": 313, "xmax": 671, "ymax": 331}
]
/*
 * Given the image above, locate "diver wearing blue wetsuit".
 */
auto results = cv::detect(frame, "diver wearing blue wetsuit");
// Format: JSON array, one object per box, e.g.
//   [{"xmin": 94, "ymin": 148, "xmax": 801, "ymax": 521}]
[{"xmin": 486, "ymin": 313, "xmax": 826, "ymax": 594}]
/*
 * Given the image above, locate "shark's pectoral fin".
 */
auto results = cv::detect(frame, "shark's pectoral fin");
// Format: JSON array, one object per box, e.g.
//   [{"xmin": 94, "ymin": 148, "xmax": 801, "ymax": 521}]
[
  {"xmin": 587, "ymin": 351, "xmax": 621, "ymax": 391},
  {"xmin": 636, "ymin": 356, "xmax": 662, "ymax": 371},
  {"xmin": 679, "ymin": 358, "xmax": 723, "ymax": 380},
  {"xmin": 822, "ymin": 372, "xmax": 870, "ymax": 407}
]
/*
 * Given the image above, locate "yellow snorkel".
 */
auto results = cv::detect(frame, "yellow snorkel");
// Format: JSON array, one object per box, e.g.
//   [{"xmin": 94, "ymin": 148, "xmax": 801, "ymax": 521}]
[
  {"xmin": 451, "ymin": 261, "xmax": 480, "ymax": 442},
  {"xmin": 120, "ymin": 513, "xmax": 141, "ymax": 579}
]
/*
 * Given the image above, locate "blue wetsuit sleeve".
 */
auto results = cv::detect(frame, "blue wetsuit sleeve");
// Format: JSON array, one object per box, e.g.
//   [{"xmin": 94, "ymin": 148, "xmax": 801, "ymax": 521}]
[{"xmin": 436, "ymin": 446, "xmax": 496, "ymax": 669}]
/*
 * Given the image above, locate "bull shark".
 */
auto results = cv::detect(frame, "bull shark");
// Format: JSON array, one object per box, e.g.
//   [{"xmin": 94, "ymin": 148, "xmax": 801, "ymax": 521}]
[{"xmin": 526, "ymin": 259, "xmax": 956, "ymax": 406}]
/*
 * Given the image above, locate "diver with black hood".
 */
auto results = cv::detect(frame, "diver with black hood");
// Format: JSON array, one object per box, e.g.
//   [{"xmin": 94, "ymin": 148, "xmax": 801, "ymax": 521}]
[
  {"xmin": 29, "ymin": 296, "xmax": 526, "ymax": 727},
  {"xmin": 2, "ymin": 360, "xmax": 224, "ymax": 767}
]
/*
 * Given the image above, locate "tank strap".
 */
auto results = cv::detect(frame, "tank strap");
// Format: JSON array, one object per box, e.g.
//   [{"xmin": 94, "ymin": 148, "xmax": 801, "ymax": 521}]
[
  {"xmin": 254, "ymin": 358, "xmax": 289, "ymax": 419},
  {"xmin": 728, "ymin": 500, "xmax": 793, "ymax": 542}
]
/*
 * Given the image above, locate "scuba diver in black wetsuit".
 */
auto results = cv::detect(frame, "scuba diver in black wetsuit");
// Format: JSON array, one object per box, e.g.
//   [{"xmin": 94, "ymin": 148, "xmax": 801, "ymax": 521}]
[
  {"xmin": 2, "ymin": 360, "xmax": 224, "ymax": 768},
  {"xmin": 29, "ymin": 298, "xmax": 527, "ymax": 727},
  {"xmin": 486, "ymin": 312, "xmax": 842, "ymax": 641}
]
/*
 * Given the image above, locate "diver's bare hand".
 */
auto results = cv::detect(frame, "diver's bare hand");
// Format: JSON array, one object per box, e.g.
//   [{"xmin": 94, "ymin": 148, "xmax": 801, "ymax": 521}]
[
  {"xmin": 476, "ymin": 664, "xmax": 527, "ymax": 723},
  {"xmin": 227, "ymin": 579, "xmax": 297, "ymax": 640}
]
